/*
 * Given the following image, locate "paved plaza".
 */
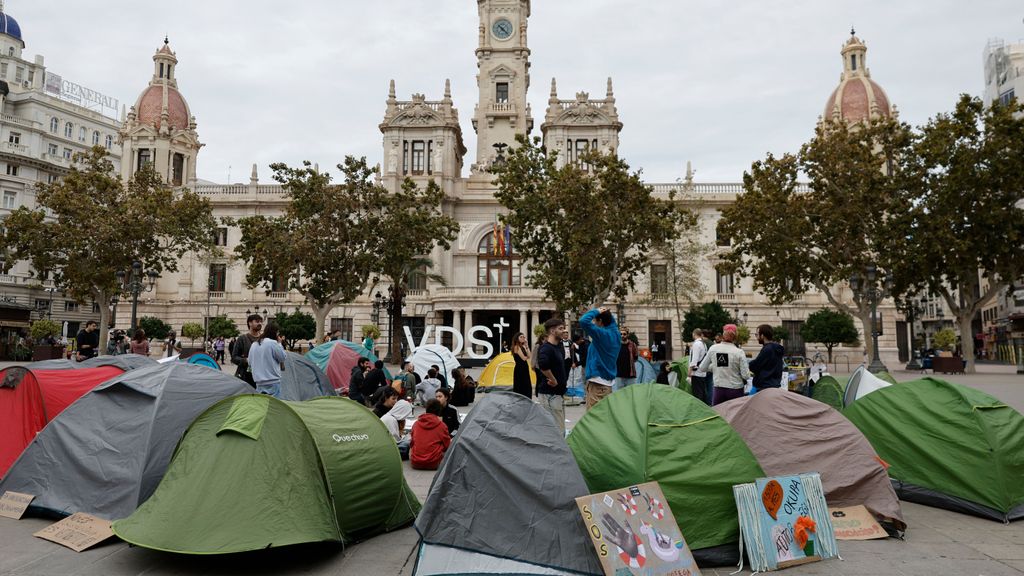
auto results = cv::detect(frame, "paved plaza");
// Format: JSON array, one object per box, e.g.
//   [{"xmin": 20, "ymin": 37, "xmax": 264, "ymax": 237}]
[{"xmin": 0, "ymin": 364, "xmax": 1021, "ymax": 575}]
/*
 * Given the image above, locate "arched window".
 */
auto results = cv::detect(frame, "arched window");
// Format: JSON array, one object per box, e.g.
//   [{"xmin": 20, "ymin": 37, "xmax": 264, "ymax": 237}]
[
  {"xmin": 477, "ymin": 230, "xmax": 520, "ymax": 286},
  {"xmin": 78, "ymin": 127, "xmax": 86, "ymax": 142},
  {"xmin": 64, "ymin": 122, "xmax": 73, "ymax": 138},
  {"xmin": 104, "ymin": 135, "xmax": 113, "ymax": 149},
  {"xmin": 50, "ymin": 117, "xmax": 59, "ymax": 133},
  {"xmin": 92, "ymin": 131, "xmax": 100, "ymax": 146}
]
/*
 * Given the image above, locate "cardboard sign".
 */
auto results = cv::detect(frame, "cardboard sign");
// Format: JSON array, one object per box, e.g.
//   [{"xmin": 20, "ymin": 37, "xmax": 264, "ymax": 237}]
[
  {"xmin": 576, "ymin": 481, "xmax": 701, "ymax": 576},
  {"xmin": 33, "ymin": 513, "xmax": 114, "ymax": 552},
  {"xmin": 0, "ymin": 491, "xmax": 35, "ymax": 519},
  {"xmin": 829, "ymin": 505, "xmax": 887, "ymax": 540}
]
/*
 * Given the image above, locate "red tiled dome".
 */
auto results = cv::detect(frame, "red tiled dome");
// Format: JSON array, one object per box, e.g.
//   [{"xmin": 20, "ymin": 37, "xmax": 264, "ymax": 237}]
[
  {"xmin": 824, "ymin": 77, "xmax": 891, "ymax": 123},
  {"xmin": 136, "ymin": 85, "xmax": 189, "ymax": 131}
]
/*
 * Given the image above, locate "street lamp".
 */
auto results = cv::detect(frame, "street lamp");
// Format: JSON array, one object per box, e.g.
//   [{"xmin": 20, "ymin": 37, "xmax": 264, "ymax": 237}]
[
  {"xmin": 115, "ymin": 261, "xmax": 158, "ymax": 333},
  {"xmin": 849, "ymin": 264, "xmax": 892, "ymax": 374},
  {"xmin": 374, "ymin": 289, "xmax": 396, "ymax": 361},
  {"xmin": 742, "ymin": 312, "xmax": 749, "ymax": 325},
  {"xmin": 904, "ymin": 298, "xmax": 924, "ymax": 371},
  {"xmin": 43, "ymin": 287, "xmax": 58, "ymax": 320},
  {"xmin": 733, "ymin": 307, "xmax": 740, "ymax": 323}
]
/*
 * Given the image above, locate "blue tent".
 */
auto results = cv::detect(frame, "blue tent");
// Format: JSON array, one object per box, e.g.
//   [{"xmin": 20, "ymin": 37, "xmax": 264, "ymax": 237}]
[{"xmin": 635, "ymin": 356, "xmax": 658, "ymax": 383}]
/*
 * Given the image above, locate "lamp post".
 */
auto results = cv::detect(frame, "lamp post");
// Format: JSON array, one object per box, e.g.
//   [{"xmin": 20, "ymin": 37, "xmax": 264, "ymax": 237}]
[
  {"xmin": 733, "ymin": 307, "xmax": 740, "ymax": 323},
  {"xmin": 849, "ymin": 264, "xmax": 892, "ymax": 374},
  {"xmin": 115, "ymin": 261, "xmax": 158, "ymax": 333},
  {"xmin": 43, "ymin": 286, "xmax": 58, "ymax": 320},
  {"xmin": 904, "ymin": 298, "xmax": 924, "ymax": 371},
  {"xmin": 374, "ymin": 289, "xmax": 395, "ymax": 361},
  {"xmin": 742, "ymin": 312, "xmax": 749, "ymax": 325}
]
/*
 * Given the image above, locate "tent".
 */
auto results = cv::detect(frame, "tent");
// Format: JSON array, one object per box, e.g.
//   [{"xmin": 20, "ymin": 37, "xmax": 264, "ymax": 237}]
[
  {"xmin": 843, "ymin": 365, "xmax": 892, "ymax": 406},
  {"xmin": 844, "ymin": 377, "xmax": 1024, "ymax": 522},
  {"xmin": 183, "ymin": 352, "xmax": 219, "ymax": 369},
  {"xmin": 634, "ymin": 356, "xmax": 657, "ymax": 383},
  {"xmin": 0, "ymin": 364, "xmax": 124, "ymax": 477},
  {"xmin": 280, "ymin": 351, "xmax": 336, "ymax": 401},
  {"xmin": 305, "ymin": 340, "xmax": 388, "ymax": 394},
  {"xmin": 31, "ymin": 353, "xmax": 156, "ymax": 371},
  {"xmin": 812, "ymin": 374, "xmax": 845, "ymax": 411},
  {"xmin": 716, "ymin": 388, "xmax": 905, "ymax": 530},
  {"xmin": 113, "ymin": 395, "xmax": 421, "ymax": 554},
  {"xmin": 407, "ymin": 344, "xmax": 461, "ymax": 382},
  {"xmin": 875, "ymin": 371, "xmax": 899, "ymax": 385},
  {"xmin": 668, "ymin": 357, "xmax": 690, "ymax": 393},
  {"xmin": 0, "ymin": 363, "xmax": 252, "ymax": 518},
  {"xmin": 414, "ymin": 392, "xmax": 602, "ymax": 576},
  {"xmin": 477, "ymin": 351, "xmax": 534, "ymax": 392},
  {"xmin": 567, "ymin": 384, "xmax": 764, "ymax": 566}
]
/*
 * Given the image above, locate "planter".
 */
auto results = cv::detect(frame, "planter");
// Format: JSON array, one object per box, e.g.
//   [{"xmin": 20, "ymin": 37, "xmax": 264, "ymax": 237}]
[{"xmin": 32, "ymin": 345, "xmax": 66, "ymax": 361}]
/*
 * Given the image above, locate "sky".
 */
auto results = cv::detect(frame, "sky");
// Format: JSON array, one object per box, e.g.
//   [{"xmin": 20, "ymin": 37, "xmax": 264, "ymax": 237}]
[{"xmin": 13, "ymin": 1, "xmax": 1024, "ymax": 183}]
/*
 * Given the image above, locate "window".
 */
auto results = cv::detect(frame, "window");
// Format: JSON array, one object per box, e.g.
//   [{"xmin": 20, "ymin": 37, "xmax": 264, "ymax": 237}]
[
  {"xmin": 650, "ymin": 264, "xmax": 668, "ymax": 295},
  {"xmin": 408, "ymin": 264, "xmax": 428, "ymax": 291},
  {"xmin": 35, "ymin": 299, "xmax": 50, "ymax": 311},
  {"xmin": 208, "ymin": 264, "xmax": 227, "ymax": 292},
  {"xmin": 5, "ymin": 164, "xmax": 18, "ymax": 176},
  {"xmin": 47, "ymin": 143, "xmax": 58, "ymax": 156},
  {"xmin": 477, "ymin": 233, "xmax": 520, "ymax": 286},
  {"xmin": 64, "ymin": 301, "xmax": 80, "ymax": 312},
  {"xmin": 402, "ymin": 140, "xmax": 408, "ymax": 174},
  {"xmin": 172, "ymin": 153, "xmax": 184, "ymax": 185},
  {"xmin": 330, "ymin": 318, "xmax": 353, "ymax": 341},
  {"xmin": 5, "ymin": 47, "xmax": 12, "ymax": 57},
  {"xmin": 92, "ymin": 131, "xmax": 100, "ymax": 146},
  {"xmin": 0, "ymin": 63, "xmax": 7, "ymax": 78},
  {"xmin": 715, "ymin": 220, "xmax": 731, "ymax": 246},
  {"xmin": 496, "ymin": 82, "xmax": 509, "ymax": 103},
  {"xmin": 137, "ymin": 148, "xmax": 151, "ymax": 169},
  {"xmin": 716, "ymin": 268, "xmax": 734, "ymax": 294},
  {"xmin": 213, "ymin": 227, "xmax": 228, "ymax": 246},
  {"xmin": 64, "ymin": 122, "xmax": 73, "ymax": 138},
  {"xmin": 63, "ymin": 148, "xmax": 72, "ymax": 160},
  {"xmin": 78, "ymin": 127, "xmax": 87, "ymax": 142},
  {"xmin": 999, "ymin": 89, "xmax": 1016, "ymax": 107},
  {"xmin": 271, "ymin": 273, "xmax": 289, "ymax": 293},
  {"xmin": 851, "ymin": 54, "xmax": 857, "ymax": 71},
  {"xmin": 92, "ymin": 302, "xmax": 101, "ymax": 314},
  {"xmin": 14, "ymin": 67, "xmax": 23, "ymax": 83},
  {"xmin": 565, "ymin": 138, "xmax": 572, "ymax": 163},
  {"xmin": 426, "ymin": 140, "xmax": 433, "ymax": 175},
  {"xmin": 50, "ymin": 118, "xmax": 59, "ymax": 133},
  {"xmin": 105, "ymin": 135, "xmax": 113, "ymax": 149},
  {"xmin": 47, "ymin": 174, "xmax": 58, "ymax": 184},
  {"xmin": 159, "ymin": 62, "xmax": 165, "ymax": 78},
  {"xmin": 3, "ymin": 191, "xmax": 16, "ymax": 209},
  {"xmin": 8, "ymin": 132, "xmax": 19, "ymax": 144},
  {"xmin": 411, "ymin": 140, "xmax": 425, "ymax": 174}
]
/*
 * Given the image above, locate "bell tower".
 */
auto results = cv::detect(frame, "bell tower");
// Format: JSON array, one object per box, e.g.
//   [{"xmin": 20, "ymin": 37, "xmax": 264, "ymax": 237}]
[{"xmin": 472, "ymin": 0, "xmax": 533, "ymax": 173}]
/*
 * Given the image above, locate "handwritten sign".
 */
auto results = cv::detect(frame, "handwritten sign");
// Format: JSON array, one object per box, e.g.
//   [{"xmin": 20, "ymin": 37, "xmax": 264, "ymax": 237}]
[
  {"xmin": 33, "ymin": 513, "xmax": 114, "ymax": 552},
  {"xmin": 829, "ymin": 505, "xmax": 886, "ymax": 540},
  {"xmin": 576, "ymin": 481, "xmax": 701, "ymax": 576},
  {"xmin": 0, "ymin": 491, "xmax": 35, "ymax": 519}
]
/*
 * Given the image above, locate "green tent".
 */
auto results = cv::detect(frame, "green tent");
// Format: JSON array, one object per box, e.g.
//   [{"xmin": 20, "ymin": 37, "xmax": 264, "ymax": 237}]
[
  {"xmin": 812, "ymin": 374, "xmax": 845, "ymax": 411},
  {"xmin": 668, "ymin": 357, "xmax": 691, "ymax": 394},
  {"xmin": 567, "ymin": 384, "xmax": 764, "ymax": 566},
  {"xmin": 875, "ymin": 371, "xmax": 899, "ymax": 385},
  {"xmin": 112, "ymin": 395, "xmax": 421, "ymax": 553},
  {"xmin": 845, "ymin": 377, "xmax": 1024, "ymax": 522}
]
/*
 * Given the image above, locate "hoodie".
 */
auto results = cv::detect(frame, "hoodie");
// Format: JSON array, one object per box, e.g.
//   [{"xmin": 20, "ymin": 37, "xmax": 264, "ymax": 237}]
[
  {"xmin": 410, "ymin": 413, "xmax": 451, "ymax": 470},
  {"xmin": 579, "ymin": 308, "xmax": 621, "ymax": 383},
  {"xmin": 749, "ymin": 342, "xmax": 786, "ymax": 389}
]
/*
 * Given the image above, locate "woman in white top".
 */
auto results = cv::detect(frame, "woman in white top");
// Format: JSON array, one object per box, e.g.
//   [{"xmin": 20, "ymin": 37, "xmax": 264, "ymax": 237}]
[
  {"xmin": 381, "ymin": 399, "xmax": 414, "ymax": 442},
  {"xmin": 247, "ymin": 323, "xmax": 287, "ymax": 398}
]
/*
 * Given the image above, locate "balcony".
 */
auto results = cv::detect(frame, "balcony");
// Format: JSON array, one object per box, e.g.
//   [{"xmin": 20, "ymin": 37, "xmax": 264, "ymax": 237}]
[
  {"xmin": 0, "ymin": 274, "xmax": 17, "ymax": 285},
  {"xmin": 716, "ymin": 293, "xmax": 737, "ymax": 302},
  {"xmin": 40, "ymin": 153, "xmax": 70, "ymax": 167},
  {"xmin": 208, "ymin": 291, "xmax": 225, "ymax": 299},
  {"xmin": 267, "ymin": 291, "xmax": 289, "ymax": 299},
  {"xmin": 2, "ymin": 114, "xmax": 39, "ymax": 129},
  {"xmin": 1, "ymin": 141, "xmax": 32, "ymax": 158}
]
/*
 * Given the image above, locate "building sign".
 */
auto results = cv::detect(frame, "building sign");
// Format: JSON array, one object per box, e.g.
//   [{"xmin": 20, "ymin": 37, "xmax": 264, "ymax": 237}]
[
  {"xmin": 43, "ymin": 72, "xmax": 119, "ymax": 118},
  {"xmin": 405, "ymin": 317, "xmax": 510, "ymax": 359}
]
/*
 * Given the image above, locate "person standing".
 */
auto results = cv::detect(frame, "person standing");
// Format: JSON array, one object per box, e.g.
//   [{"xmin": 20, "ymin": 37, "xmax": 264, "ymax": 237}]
[
  {"xmin": 398, "ymin": 362, "xmax": 418, "ymax": 399},
  {"xmin": 698, "ymin": 324, "xmax": 750, "ymax": 405},
  {"xmin": 213, "ymin": 336, "xmax": 226, "ymax": 364},
  {"xmin": 510, "ymin": 331, "xmax": 532, "ymax": 398},
  {"xmin": 230, "ymin": 314, "xmax": 263, "ymax": 388},
  {"xmin": 748, "ymin": 324, "xmax": 785, "ymax": 393},
  {"xmin": 248, "ymin": 323, "xmax": 287, "ymax": 398},
  {"xmin": 579, "ymin": 307, "xmax": 621, "ymax": 409},
  {"xmin": 536, "ymin": 318, "xmax": 570, "ymax": 435},
  {"xmin": 130, "ymin": 329, "xmax": 150, "ymax": 357},
  {"xmin": 361, "ymin": 360, "xmax": 388, "ymax": 406},
  {"xmin": 688, "ymin": 329, "xmax": 710, "ymax": 405},
  {"xmin": 613, "ymin": 328, "xmax": 638, "ymax": 391},
  {"xmin": 75, "ymin": 321, "xmax": 99, "ymax": 361}
]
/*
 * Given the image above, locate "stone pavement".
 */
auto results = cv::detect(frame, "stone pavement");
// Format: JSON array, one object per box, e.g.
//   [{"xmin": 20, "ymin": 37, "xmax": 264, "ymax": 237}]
[{"xmin": 0, "ymin": 362, "xmax": 1021, "ymax": 575}]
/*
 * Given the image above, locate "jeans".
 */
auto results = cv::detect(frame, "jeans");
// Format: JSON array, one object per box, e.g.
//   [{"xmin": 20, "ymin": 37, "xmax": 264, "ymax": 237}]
[
  {"xmin": 256, "ymin": 381, "xmax": 281, "ymax": 398},
  {"xmin": 538, "ymin": 393, "xmax": 565, "ymax": 436},
  {"xmin": 612, "ymin": 377, "xmax": 636, "ymax": 392}
]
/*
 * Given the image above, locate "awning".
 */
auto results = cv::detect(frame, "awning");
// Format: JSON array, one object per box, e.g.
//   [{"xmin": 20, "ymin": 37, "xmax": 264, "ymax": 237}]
[{"xmin": 0, "ymin": 320, "xmax": 31, "ymax": 328}]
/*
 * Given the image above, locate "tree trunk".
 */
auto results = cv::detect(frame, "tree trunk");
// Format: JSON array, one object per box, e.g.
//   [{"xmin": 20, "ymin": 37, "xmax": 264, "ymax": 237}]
[
  {"xmin": 856, "ymin": 307, "xmax": 875, "ymax": 365},
  {"xmin": 958, "ymin": 312, "xmax": 975, "ymax": 375},
  {"xmin": 390, "ymin": 289, "xmax": 405, "ymax": 363},
  {"xmin": 96, "ymin": 289, "xmax": 111, "ymax": 355},
  {"xmin": 826, "ymin": 344, "xmax": 834, "ymax": 364},
  {"xmin": 310, "ymin": 298, "xmax": 331, "ymax": 344}
]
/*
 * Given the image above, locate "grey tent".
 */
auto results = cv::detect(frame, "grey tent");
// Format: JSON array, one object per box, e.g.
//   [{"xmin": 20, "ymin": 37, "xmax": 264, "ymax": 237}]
[
  {"xmin": 414, "ymin": 391, "xmax": 602, "ymax": 576},
  {"xmin": 0, "ymin": 362, "xmax": 251, "ymax": 520},
  {"xmin": 31, "ymin": 353, "xmax": 157, "ymax": 371},
  {"xmin": 280, "ymin": 351, "xmax": 336, "ymax": 401}
]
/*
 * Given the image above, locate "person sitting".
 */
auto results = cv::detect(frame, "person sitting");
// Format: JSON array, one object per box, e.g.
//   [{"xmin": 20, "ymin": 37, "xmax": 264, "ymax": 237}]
[
  {"xmin": 431, "ymin": 364, "xmax": 449, "ymax": 388},
  {"xmin": 380, "ymin": 398, "xmax": 413, "ymax": 459},
  {"xmin": 450, "ymin": 367, "xmax": 475, "ymax": 407},
  {"xmin": 656, "ymin": 362, "xmax": 671, "ymax": 384},
  {"xmin": 371, "ymin": 386, "xmax": 400, "ymax": 418},
  {"xmin": 416, "ymin": 368, "xmax": 442, "ymax": 405},
  {"xmin": 361, "ymin": 360, "xmax": 388, "ymax": 406},
  {"xmin": 409, "ymin": 399, "xmax": 451, "ymax": 470},
  {"xmin": 434, "ymin": 387, "xmax": 460, "ymax": 436}
]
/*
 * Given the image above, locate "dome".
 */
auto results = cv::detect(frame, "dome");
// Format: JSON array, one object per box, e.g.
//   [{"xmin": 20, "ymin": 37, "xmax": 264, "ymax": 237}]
[
  {"xmin": 135, "ymin": 85, "xmax": 190, "ymax": 131},
  {"xmin": 0, "ymin": 11, "xmax": 23, "ymax": 46},
  {"xmin": 823, "ymin": 32, "xmax": 893, "ymax": 123}
]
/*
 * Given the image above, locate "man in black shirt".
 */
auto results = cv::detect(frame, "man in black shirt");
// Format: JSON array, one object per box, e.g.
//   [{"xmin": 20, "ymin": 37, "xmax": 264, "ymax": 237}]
[
  {"xmin": 537, "ymin": 317, "xmax": 570, "ymax": 435},
  {"xmin": 76, "ymin": 321, "xmax": 100, "ymax": 361},
  {"xmin": 230, "ymin": 314, "xmax": 263, "ymax": 387},
  {"xmin": 361, "ymin": 360, "xmax": 388, "ymax": 406}
]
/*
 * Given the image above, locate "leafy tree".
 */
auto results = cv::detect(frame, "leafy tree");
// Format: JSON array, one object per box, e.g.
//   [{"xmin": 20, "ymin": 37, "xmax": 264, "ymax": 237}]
[
  {"xmin": 361, "ymin": 324, "xmax": 381, "ymax": 340},
  {"xmin": 888, "ymin": 95, "xmax": 1024, "ymax": 373},
  {"xmin": 683, "ymin": 301, "xmax": 734, "ymax": 341},
  {"xmin": 271, "ymin": 309, "xmax": 316, "ymax": 350},
  {"xmin": 181, "ymin": 322, "xmax": 205, "ymax": 347},
  {"xmin": 0, "ymin": 147, "xmax": 216, "ymax": 354},
  {"xmin": 735, "ymin": 324, "xmax": 751, "ymax": 346},
  {"xmin": 933, "ymin": 328, "xmax": 958, "ymax": 352},
  {"xmin": 206, "ymin": 315, "xmax": 240, "ymax": 340},
  {"xmin": 30, "ymin": 319, "xmax": 62, "ymax": 343},
  {"xmin": 643, "ymin": 220, "xmax": 706, "ymax": 352},
  {"xmin": 138, "ymin": 316, "xmax": 171, "ymax": 341},
  {"xmin": 718, "ymin": 117, "xmax": 915, "ymax": 361},
  {"xmin": 493, "ymin": 135, "xmax": 692, "ymax": 312},
  {"xmin": 799, "ymin": 308, "xmax": 859, "ymax": 362}
]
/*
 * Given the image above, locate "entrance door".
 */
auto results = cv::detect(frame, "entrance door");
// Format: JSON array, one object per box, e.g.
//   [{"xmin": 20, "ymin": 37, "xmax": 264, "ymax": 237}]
[
  {"xmin": 648, "ymin": 320, "xmax": 672, "ymax": 361},
  {"xmin": 782, "ymin": 320, "xmax": 806, "ymax": 356},
  {"xmin": 896, "ymin": 320, "xmax": 909, "ymax": 362}
]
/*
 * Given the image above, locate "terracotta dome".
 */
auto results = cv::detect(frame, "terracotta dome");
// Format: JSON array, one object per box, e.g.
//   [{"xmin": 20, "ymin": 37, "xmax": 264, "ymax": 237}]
[
  {"xmin": 823, "ymin": 32, "xmax": 893, "ymax": 123},
  {"xmin": 135, "ymin": 85, "xmax": 190, "ymax": 131}
]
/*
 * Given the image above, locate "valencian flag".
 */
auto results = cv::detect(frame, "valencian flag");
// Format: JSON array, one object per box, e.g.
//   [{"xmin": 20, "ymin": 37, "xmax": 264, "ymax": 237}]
[{"xmin": 492, "ymin": 217, "xmax": 512, "ymax": 257}]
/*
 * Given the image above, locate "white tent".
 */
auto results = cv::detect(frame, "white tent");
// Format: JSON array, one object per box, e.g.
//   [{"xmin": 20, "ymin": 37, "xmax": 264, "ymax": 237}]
[
  {"xmin": 843, "ymin": 365, "xmax": 892, "ymax": 406},
  {"xmin": 406, "ymin": 344, "xmax": 461, "ymax": 382}
]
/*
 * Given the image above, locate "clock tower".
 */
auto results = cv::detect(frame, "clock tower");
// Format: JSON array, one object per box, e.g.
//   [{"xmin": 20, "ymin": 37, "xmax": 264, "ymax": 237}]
[{"xmin": 472, "ymin": 0, "xmax": 533, "ymax": 173}]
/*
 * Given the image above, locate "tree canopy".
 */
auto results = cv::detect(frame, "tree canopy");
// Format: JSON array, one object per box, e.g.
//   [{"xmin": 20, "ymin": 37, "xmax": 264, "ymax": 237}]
[
  {"xmin": 683, "ymin": 301, "xmax": 735, "ymax": 341},
  {"xmin": 138, "ymin": 316, "xmax": 171, "ymax": 341},
  {"xmin": 799, "ymin": 308, "xmax": 859, "ymax": 362},
  {"xmin": 206, "ymin": 315, "xmax": 240, "ymax": 340},
  {"xmin": 271, "ymin": 309, "xmax": 316, "ymax": 350}
]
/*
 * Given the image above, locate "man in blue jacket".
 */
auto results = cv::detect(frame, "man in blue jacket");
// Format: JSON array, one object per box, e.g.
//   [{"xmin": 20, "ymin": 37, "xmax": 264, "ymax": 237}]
[
  {"xmin": 748, "ymin": 324, "xmax": 785, "ymax": 392},
  {"xmin": 579, "ymin": 307, "xmax": 621, "ymax": 410}
]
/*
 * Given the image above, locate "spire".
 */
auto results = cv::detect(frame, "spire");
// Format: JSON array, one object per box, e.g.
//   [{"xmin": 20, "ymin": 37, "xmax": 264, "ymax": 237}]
[
  {"xmin": 388, "ymin": 79, "xmax": 396, "ymax": 101},
  {"xmin": 444, "ymin": 78, "xmax": 451, "ymax": 99},
  {"xmin": 250, "ymin": 163, "xmax": 258, "ymax": 185},
  {"xmin": 606, "ymin": 77, "xmax": 614, "ymax": 98}
]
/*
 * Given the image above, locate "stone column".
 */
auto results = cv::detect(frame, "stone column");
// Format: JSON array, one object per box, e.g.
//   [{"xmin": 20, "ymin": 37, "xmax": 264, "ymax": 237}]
[
  {"xmin": 463, "ymin": 309, "xmax": 474, "ymax": 356},
  {"xmin": 519, "ymin": 309, "xmax": 528, "ymax": 334},
  {"xmin": 531, "ymin": 309, "xmax": 540, "ymax": 336},
  {"xmin": 452, "ymin": 309, "xmax": 463, "ymax": 356}
]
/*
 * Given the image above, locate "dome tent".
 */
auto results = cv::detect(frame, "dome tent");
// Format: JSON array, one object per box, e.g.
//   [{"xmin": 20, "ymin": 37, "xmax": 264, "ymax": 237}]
[
  {"xmin": 32, "ymin": 353, "xmax": 157, "ymax": 371},
  {"xmin": 406, "ymin": 344, "xmax": 461, "ymax": 382},
  {"xmin": 305, "ymin": 339, "xmax": 388, "ymax": 393},
  {"xmin": 113, "ymin": 395, "xmax": 420, "ymax": 554},
  {"xmin": 844, "ymin": 377, "xmax": 1024, "ymax": 522},
  {"xmin": 843, "ymin": 364, "xmax": 892, "ymax": 406},
  {"xmin": 0, "ymin": 363, "xmax": 251, "ymax": 518},
  {"xmin": 567, "ymin": 384, "xmax": 764, "ymax": 566},
  {"xmin": 477, "ymin": 351, "xmax": 534, "ymax": 392},
  {"xmin": 812, "ymin": 374, "xmax": 845, "ymax": 410},
  {"xmin": 716, "ymin": 388, "xmax": 905, "ymax": 530},
  {"xmin": 414, "ymin": 392, "xmax": 601, "ymax": 576},
  {"xmin": 280, "ymin": 351, "xmax": 335, "ymax": 401},
  {"xmin": 634, "ymin": 356, "xmax": 657, "ymax": 383}
]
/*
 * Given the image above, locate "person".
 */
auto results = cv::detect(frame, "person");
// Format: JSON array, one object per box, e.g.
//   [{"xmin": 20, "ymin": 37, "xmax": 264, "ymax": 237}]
[
  {"xmin": 130, "ymin": 329, "xmax": 150, "ymax": 356},
  {"xmin": 536, "ymin": 317, "xmax": 570, "ymax": 435},
  {"xmin": 227, "ymin": 336, "xmax": 235, "ymax": 360},
  {"xmin": 248, "ymin": 322, "xmax": 287, "ymax": 398},
  {"xmin": 397, "ymin": 362, "xmax": 418, "ymax": 399},
  {"xmin": 650, "ymin": 341, "xmax": 659, "ymax": 361},
  {"xmin": 362, "ymin": 332, "xmax": 375, "ymax": 352},
  {"xmin": 416, "ymin": 368, "xmax": 442, "ymax": 405},
  {"xmin": 230, "ymin": 314, "xmax": 263, "ymax": 388},
  {"xmin": 330, "ymin": 330, "xmax": 342, "ymax": 341},
  {"xmin": 614, "ymin": 328, "xmax": 638, "ymax": 391},
  {"xmin": 688, "ymin": 329, "xmax": 711, "ymax": 405},
  {"xmin": 510, "ymin": 331, "xmax": 532, "ymax": 398},
  {"xmin": 213, "ymin": 336, "xmax": 226, "ymax": 364},
  {"xmin": 450, "ymin": 367, "xmax": 475, "ymax": 407},
  {"xmin": 106, "ymin": 329, "xmax": 126, "ymax": 355},
  {"xmin": 698, "ymin": 324, "xmax": 750, "ymax": 405},
  {"xmin": 381, "ymin": 399, "xmax": 414, "ymax": 459},
  {"xmin": 371, "ymin": 386, "xmax": 400, "ymax": 418},
  {"xmin": 409, "ymin": 399, "xmax": 451, "ymax": 470},
  {"xmin": 431, "ymin": 364, "xmax": 449, "ymax": 388},
  {"xmin": 434, "ymin": 388, "xmax": 460, "ymax": 436},
  {"xmin": 361, "ymin": 360, "xmax": 388, "ymax": 405},
  {"xmin": 348, "ymin": 357, "xmax": 370, "ymax": 404},
  {"xmin": 748, "ymin": 324, "xmax": 785, "ymax": 392},
  {"xmin": 579, "ymin": 307, "xmax": 620, "ymax": 409},
  {"xmin": 567, "ymin": 333, "xmax": 586, "ymax": 396},
  {"xmin": 656, "ymin": 362, "xmax": 671, "ymax": 384},
  {"xmin": 75, "ymin": 321, "xmax": 100, "ymax": 361}
]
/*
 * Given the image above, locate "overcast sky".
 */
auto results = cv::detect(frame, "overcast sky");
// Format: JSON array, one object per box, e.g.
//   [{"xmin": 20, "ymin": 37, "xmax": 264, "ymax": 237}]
[{"xmin": 14, "ymin": 1, "xmax": 1024, "ymax": 183}]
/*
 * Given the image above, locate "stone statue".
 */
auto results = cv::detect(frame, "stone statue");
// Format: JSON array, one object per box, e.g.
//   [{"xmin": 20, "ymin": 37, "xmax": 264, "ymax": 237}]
[
  {"xmin": 387, "ymin": 145, "xmax": 399, "ymax": 174},
  {"xmin": 433, "ymin": 147, "xmax": 443, "ymax": 174}
]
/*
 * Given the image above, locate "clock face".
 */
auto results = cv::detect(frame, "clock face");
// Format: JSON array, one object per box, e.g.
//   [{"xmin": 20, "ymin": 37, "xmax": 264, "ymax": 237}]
[{"xmin": 492, "ymin": 18, "xmax": 513, "ymax": 40}]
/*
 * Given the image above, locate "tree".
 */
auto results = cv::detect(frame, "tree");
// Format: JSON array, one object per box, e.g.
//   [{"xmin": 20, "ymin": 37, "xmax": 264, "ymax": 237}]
[
  {"xmin": 181, "ymin": 322, "xmax": 205, "ymax": 347},
  {"xmin": 206, "ymin": 315, "xmax": 240, "ymax": 340},
  {"xmin": 493, "ymin": 135, "xmax": 692, "ymax": 312},
  {"xmin": 799, "ymin": 308, "xmax": 859, "ymax": 363},
  {"xmin": 933, "ymin": 328, "xmax": 958, "ymax": 352},
  {"xmin": 272, "ymin": 309, "xmax": 316, "ymax": 351},
  {"xmin": 683, "ymin": 301, "xmax": 734, "ymax": 341},
  {"xmin": 718, "ymin": 117, "xmax": 915, "ymax": 361},
  {"xmin": 644, "ymin": 222, "xmax": 706, "ymax": 352},
  {"xmin": 30, "ymin": 319, "xmax": 62, "ymax": 343},
  {"xmin": 138, "ymin": 316, "xmax": 171, "ymax": 341},
  {"xmin": 888, "ymin": 95, "xmax": 1024, "ymax": 373},
  {"xmin": 0, "ymin": 147, "xmax": 216, "ymax": 354}
]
